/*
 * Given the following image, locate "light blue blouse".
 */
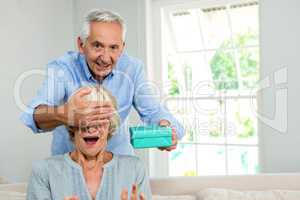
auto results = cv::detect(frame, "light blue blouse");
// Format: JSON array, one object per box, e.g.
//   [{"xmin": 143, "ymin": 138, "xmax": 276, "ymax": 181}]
[{"xmin": 27, "ymin": 154, "xmax": 152, "ymax": 200}]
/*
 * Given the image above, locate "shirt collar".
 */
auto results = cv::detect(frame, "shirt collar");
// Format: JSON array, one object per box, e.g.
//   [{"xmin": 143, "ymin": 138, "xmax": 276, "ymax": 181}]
[{"xmin": 79, "ymin": 53, "xmax": 93, "ymax": 81}]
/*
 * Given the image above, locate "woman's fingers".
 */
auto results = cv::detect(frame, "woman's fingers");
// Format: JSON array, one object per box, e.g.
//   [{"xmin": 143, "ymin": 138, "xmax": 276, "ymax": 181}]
[
  {"xmin": 121, "ymin": 188, "xmax": 128, "ymax": 200},
  {"xmin": 130, "ymin": 184, "xmax": 138, "ymax": 200},
  {"xmin": 64, "ymin": 196, "xmax": 79, "ymax": 200},
  {"xmin": 121, "ymin": 184, "xmax": 146, "ymax": 200},
  {"xmin": 139, "ymin": 193, "xmax": 146, "ymax": 200}
]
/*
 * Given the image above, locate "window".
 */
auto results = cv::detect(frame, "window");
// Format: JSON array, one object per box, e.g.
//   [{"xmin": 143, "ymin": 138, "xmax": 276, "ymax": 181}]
[{"xmin": 153, "ymin": 0, "xmax": 260, "ymax": 176}]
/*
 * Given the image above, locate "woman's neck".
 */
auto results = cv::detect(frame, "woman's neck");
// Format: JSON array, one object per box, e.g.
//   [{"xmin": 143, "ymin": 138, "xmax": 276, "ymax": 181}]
[
  {"xmin": 70, "ymin": 151, "xmax": 113, "ymax": 200},
  {"xmin": 70, "ymin": 151, "xmax": 113, "ymax": 168}
]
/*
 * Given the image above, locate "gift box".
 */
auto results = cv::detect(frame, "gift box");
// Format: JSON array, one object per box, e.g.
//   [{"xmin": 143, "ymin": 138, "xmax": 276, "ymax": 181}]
[{"xmin": 129, "ymin": 126, "xmax": 172, "ymax": 149}]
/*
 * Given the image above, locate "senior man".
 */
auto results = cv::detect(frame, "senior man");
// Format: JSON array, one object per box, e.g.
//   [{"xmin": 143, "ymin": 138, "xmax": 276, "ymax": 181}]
[{"xmin": 21, "ymin": 9, "xmax": 184, "ymax": 156}]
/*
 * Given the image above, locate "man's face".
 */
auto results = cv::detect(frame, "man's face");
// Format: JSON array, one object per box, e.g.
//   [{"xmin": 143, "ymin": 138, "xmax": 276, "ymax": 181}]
[
  {"xmin": 78, "ymin": 21, "xmax": 125, "ymax": 80},
  {"xmin": 74, "ymin": 124, "xmax": 109, "ymax": 158}
]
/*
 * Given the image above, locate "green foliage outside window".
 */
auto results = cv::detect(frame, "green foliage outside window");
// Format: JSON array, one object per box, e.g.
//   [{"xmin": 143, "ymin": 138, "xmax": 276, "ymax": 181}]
[
  {"xmin": 210, "ymin": 31, "xmax": 258, "ymax": 90},
  {"xmin": 168, "ymin": 32, "xmax": 258, "ymax": 94},
  {"xmin": 167, "ymin": 32, "xmax": 258, "ymax": 141},
  {"xmin": 210, "ymin": 40, "xmax": 238, "ymax": 90},
  {"xmin": 168, "ymin": 62, "xmax": 180, "ymax": 96}
]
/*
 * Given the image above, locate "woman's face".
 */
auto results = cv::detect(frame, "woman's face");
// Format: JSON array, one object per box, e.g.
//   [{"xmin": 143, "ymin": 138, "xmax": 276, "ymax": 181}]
[{"xmin": 73, "ymin": 123, "xmax": 109, "ymax": 158}]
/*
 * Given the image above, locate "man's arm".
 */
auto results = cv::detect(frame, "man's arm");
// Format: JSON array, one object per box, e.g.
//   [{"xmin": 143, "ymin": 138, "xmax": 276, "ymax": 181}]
[
  {"xmin": 132, "ymin": 62, "xmax": 185, "ymax": 139},
  {"xmin": 33, "ymin": 104, "xmax": 66, "ymax": 131},
  {"xmin": 21, "ymin": 63, "xmax": 114, "ymax": 132},
  {"xmin": 32, "ymin": 87, "xmax": 91, "ymax": 130},
  {"xmin": 20, "ymin": 64, "xmax": 66, "ymax": 133},
  {"xmin": 32, "ymin": 88, "xmax": 114, "ymax": 131}
]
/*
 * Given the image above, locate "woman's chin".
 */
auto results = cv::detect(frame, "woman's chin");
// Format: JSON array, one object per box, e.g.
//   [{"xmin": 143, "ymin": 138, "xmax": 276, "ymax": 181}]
[{"xmin": 82, "ymin": 149, "xmax": 102, "ymax": 158}]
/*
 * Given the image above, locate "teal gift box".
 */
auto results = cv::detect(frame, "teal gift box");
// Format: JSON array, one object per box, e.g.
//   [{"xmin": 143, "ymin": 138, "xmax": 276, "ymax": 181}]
[{"xmin": 129, "ymin": 126, "xmax": 172, "ymax": 149}]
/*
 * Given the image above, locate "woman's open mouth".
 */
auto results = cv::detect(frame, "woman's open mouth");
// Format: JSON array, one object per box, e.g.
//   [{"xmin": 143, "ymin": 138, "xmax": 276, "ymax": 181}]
[{"xmin": 83, "ymin": 136, "xmax": 99, "ymax": 146}]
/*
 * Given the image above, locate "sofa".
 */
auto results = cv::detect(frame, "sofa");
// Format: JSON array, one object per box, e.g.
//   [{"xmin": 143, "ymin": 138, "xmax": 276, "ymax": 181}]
[
  {"xmin": 150, "ymin": 173, "xmax": 300, "ymax": 200},
  {"xmin": 1, "ymin": 173, "xmax": 300, "ymax": 200}
]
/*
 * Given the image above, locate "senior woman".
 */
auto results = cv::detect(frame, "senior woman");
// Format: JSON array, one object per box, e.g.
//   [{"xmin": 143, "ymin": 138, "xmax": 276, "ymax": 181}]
[{"xmin": 27, "ymin": 86, "xmax": 152, "ymax": 200}]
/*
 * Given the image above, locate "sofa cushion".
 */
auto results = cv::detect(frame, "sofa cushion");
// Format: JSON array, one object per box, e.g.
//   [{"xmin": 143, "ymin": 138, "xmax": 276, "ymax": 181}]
[
  {"xmin": 197, "ymin": 188, "xmax": 300, "ymax": 200},
  {"xmin": 199, "ymin": 189, "xmax": 279, "ymax": 200},
  {"xmin": 0, "ymin": 183, "xmax": 27, "ymax": 193},
  {"xmin": 153, "ymin": 195, "xmax": 196, "ymax": 200},
  {"xmin": 274, "ymin": 190, "xmax": 300, "ymax": 200},
  {"xmin": 0, "ymin": 177, "xmax": 9, "ymax": 184},
  {"xmin": 0, "ymin": 191, "xmax": 25, "ymax": 200}
]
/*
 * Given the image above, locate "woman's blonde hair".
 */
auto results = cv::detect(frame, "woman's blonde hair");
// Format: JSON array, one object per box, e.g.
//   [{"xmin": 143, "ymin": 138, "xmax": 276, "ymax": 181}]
[{"xmin": 68, "ymin": 85, "xmax": 120, "ymax": 141}]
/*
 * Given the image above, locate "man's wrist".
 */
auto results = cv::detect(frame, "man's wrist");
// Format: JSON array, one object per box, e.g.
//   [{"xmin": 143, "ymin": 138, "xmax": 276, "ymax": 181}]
[{"xmin": 56, "ymin": 104, "xmax": 68, "ymax": 125}]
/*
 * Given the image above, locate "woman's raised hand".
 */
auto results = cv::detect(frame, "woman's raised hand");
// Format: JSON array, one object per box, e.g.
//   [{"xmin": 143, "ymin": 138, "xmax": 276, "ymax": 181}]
[
  {"xmin": 121, "ymin": 184, "xmax": 146, "ymax": 200},
  {"xmin": 63, "ymin": 196, "xmax": 79, "ymax": 200}
]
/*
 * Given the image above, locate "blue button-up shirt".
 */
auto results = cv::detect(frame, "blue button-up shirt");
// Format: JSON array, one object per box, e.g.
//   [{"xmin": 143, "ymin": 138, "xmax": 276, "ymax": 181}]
[{"xmin": 21, "ymin": 51, "xmax": 184, "ymax": 155}]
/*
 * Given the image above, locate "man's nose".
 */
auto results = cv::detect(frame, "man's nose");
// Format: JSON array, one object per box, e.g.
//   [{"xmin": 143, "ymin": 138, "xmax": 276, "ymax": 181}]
[{"xmin": 98, "ymin": 49, "xmax": 111, "ymax": 64}]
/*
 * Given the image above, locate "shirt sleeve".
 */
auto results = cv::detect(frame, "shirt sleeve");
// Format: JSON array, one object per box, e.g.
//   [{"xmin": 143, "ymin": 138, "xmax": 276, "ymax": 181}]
[
  {"xmin": 20, "ymin": 62, "xmax": 66, "ymax": 133},
  {"xmin": 132, "ymin": 63, "xmax": 185, "ymax": 139},
  {"xmin": 135, "ymin": 158, "xmax": 152, "ymax": 200},
  {"xmin": 26, "ymin": 161, "xmax": 51, "ymax": 200}
]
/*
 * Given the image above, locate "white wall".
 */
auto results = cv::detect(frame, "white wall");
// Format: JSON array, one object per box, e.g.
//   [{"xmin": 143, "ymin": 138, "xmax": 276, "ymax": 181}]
[
  {"xmin": 0, "ymin": 0, "xmax": 75, "ymax": 182},
  {"xmin": 260, "ymin": 0, "xmax": 300, "ymax": 172}
]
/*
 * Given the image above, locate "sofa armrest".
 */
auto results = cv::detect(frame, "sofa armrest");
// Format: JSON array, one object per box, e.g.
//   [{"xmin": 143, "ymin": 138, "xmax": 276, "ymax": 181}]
[
  {"xmin": 0, "ymin": 177, "xmax": 9, "ymax": 184},
  {"xmin": 150, "ymin": 173, "xmax": 300, "ymax": 195},
  {"xmin": 0, "ymin": 183, "xmax": 27, "ymax": 193}
]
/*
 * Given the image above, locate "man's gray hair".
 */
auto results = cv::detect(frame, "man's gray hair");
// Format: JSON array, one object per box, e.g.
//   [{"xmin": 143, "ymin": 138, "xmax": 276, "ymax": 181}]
[{"xmin": 80, "ymin": 9, "xmax": 126, "ymax": 45}]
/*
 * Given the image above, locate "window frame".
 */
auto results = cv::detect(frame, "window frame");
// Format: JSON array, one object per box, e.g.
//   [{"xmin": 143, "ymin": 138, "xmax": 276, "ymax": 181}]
[{"xmin": 149, "ymin": 0, "xmax": 261, "ymax": 177}]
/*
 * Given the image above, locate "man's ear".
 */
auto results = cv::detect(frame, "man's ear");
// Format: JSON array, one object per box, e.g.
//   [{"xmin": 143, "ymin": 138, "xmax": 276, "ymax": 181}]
[
  {"xmin": 77, "ymin": 37, "xmax": 85, "ymax": 54},
  {"xmin": 120, "ymin": 42, "xmax": 125, "ymax": 53}
]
